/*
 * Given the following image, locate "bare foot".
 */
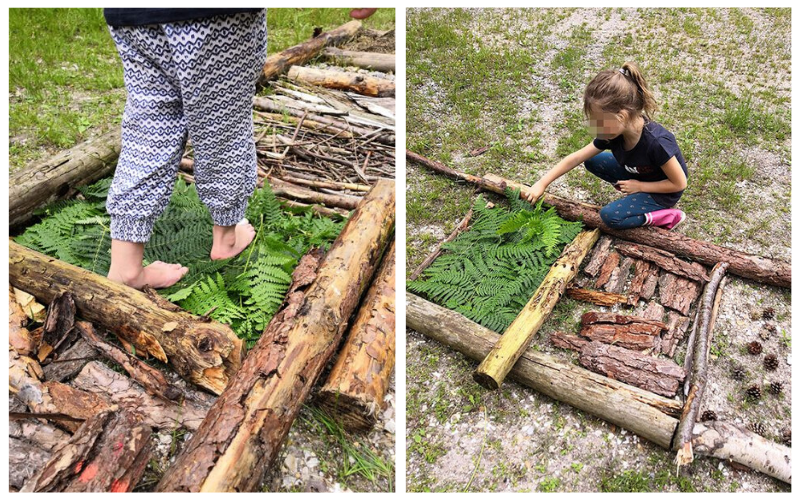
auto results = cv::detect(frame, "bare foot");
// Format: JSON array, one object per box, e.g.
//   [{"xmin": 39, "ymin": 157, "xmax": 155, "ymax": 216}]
[
  {"xmin": 108, "ymin": 261, "xmax": 188, "ymax": 289},
  {"xmin": 210, "ymin": 221, "xmax": 257, "ymax": 260}
]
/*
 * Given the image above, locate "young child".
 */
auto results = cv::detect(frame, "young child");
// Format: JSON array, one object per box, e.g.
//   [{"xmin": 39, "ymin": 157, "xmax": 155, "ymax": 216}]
[
  {"xmin": 526, "ymin": 62, "xmax": 688, "ymax": 231},
  {"xmin": 103, "ymin": 9, "xmax": 268, "ymax": 289}
]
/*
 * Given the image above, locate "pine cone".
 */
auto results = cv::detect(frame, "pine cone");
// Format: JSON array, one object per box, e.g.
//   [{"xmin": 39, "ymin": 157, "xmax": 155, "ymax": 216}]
[
  {"xmin": 762, "ymin": 307, "xmax": 776, "ymax": 320},
  {"xmin": 700, "ymin": 410, "xmax": 718, "ymax": 422},
  {"xmin": 747, "ymin": 341, "xmax": 763, "ymax": 355},
  {"xmin": 760, "ymin": 328, "xmax": 771, "ymax": 340},
  {"xmin": 749, "ymin": 421, "xmax": 767, "ymax": 436},
  {"xmin": 746, "ymin": 385, "xmax": 762, "ymax": 401},
  {"xmin": 764, "ymin": 353, "xmax": 779, "ymax": 371},
  {"xmin": 731, "ymin": 366, "xmax": 747, "ymax": 381},
  {"xmin": 769, "ymin": 381, "xmax": 784, "ymax": 395},
  {"xmin": 781, "ymin": 428, "xmax": 791, "ymax": 447},
  {"xmin": 765, "ymin": 323, "xmax": 778, "ymax": 334}
]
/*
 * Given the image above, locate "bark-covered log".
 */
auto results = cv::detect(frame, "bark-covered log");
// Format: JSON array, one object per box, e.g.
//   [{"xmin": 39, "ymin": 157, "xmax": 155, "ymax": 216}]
[
  {"xmin": 404, "ymin": 154, "xmax": 789, "ymax": 287},
  {"xmin": 9, "ymin": 241, "xmax": 243, "ymax": 395},
  {"xmin": 20, "ymin": 410, "xmax": 152, "ymax": 492},
  {"xmin": 615, "ymin": 241, "xmax": 709, "ymax": 282},
  {"xmin": 10, "ymin": 129, "xmax": 121, "ymax": 229},
  {"xmin": 594, "ymin": 251, "xmax": 620, "ymax": 289},
  {"xmin": 566, "ymin": 287, "xmax": 629, "ymax": 306},
  {"xmin": 409, "ymin": 208, "xmax": 473, "ymax": 280},
  {"xmin": 674, "ymin": 263, "xmax": 729, "ymax": 467},
  {"xmin": 318, "ymin": 242, "xmax": 396, "ymax": 432},
  {"xmin": 72, "ymin": 362, "xmax": 210, "ymax": 431},
  {"xmin": 156, "ymin": 180, "xmax": 395, "ymax": 492},
  {"xmin": 322, "ymin": 47, "xmax": 395, "ymax": 72},
  {"xmin": 269, "ymin": 176, "xmax": 361, "ymax": 209},
  {"xmin": 474, "ymin": 229, "xmax": 600, "ymax": 390},
  {"xmin": 582, "ymin": 235, "xmax": 612, "ymax": 276},
  {"xmin": 659, "ymin": 272, "xmax": 701, "ymax": 315},
  {"xmin": 10, "ymin": 285, "xmax": 36, "ymax": 356},
  {"xmin": 259, "ymin": 20, "xmax": 361, "ymax": 84},
  {"xmin": 288, "ymin": 66, "xmax": 395, "ymax": 97}
]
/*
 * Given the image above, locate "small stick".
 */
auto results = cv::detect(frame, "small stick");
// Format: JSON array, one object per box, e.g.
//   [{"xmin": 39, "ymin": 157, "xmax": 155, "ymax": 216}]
[{"xmin": 409, "ymin": 208, "xmax": 474, "ymax": 280}]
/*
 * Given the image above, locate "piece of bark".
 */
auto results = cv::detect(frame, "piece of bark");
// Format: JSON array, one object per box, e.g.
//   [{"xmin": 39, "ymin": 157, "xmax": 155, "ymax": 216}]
[
  {"xmin": 20, "ymin": 410, "xmax": 152, "ymax": 492},
  {"xmin": 641, "ymin": 301, "xmax": 666, "ymax": 322},
  {"xmin": 321, "ymin": 47, "xmax": 395, "ymax": 72},
  {"xmin": 662, "ymin": 311, "xmax": 691, "ymax": 357},
  {"xmin": 260, "ymin": 20, "xmax": 361, "ymax": 84},
  {"xmin": 474, "ymin": 229, "xmax": 600, "ymax": 390},
  {"xmin": 9, "ymin": 128, "xmax": 121, "ymax": 229},
  {"xmin": 659, "ymin": 272, "xmax": 701, "ymax": 315},
  {"xmin": 674, "ymin": 263, "xmax": 729, "ymax": 467},
  {"xmin": 157, "ymin": 180, "xmax": 395, "ymax": 492},
  {"xmin": 581, "ymin": 311, "xmax": 667, "ymax": 329},
  {"xmin": 72, "ymin": 361, "xmax": 209, "ymax": 431},
  {"xmin": 640, "ymin": 267, "xmax": 660, "ymax": 300},
  {"xmin": 577, "ymin": 341, "xmax": 686, "ymax": 397},
  {"xmin": 579, "ymin": 324, "xmax": 662, "ymax": 351},
  {"xmin": 75, "ymin": 321, "xmax": 183, "ymax": 401},
  {"xmin": 10, "ymin": 241, "xmax": 244, "ymax": 395},
  {"xmin": 15, "ymin": 287, "xmax": 47, "ymax": 323},
  {"xmin": 615, "ymin": 241, "xmax": 710, "ymax": 282},
  {"xmin": 288, "ymin": 66, "xmax": 395, "ymax": 97},
  {"xmin": 583, "ymin": 235, "xmax": 613, "ymax": 277},
  {"xmin": 41, "ymin": 292, "xmax": 77, "ymax": 359},
  {"xmin": 10, "ymin": 418, "xmax": 70, "ymax": 450},
  {"xmin": 627, "ymin": 259, "xmax": 655, "ymax": 305},
  {"xmin": 594, "ymin": 251, "xmax": 620, "ymax": 289},
  {"xmin": 42, "ymin": 338, "xmax": 97, "ymax": 382},
  {"xmin": 10, "ymin": 437, "xmax": 54, "ymax": 491},
  {"xmin": 409, "ymin": 208, "xmax": 473, "ymax": 280},
  {"xmin": 550, "ymin": 331, "xmax": 591, "ymax": 351},
  {"xmin": 605, "ymin": 256, "xmax": 634, "ymax": 294},
  {"xmin": 10, "ymin": 285, "xmax": 36, "ymax": 356},
  {"xmin": 318, "ymin": 242, "xmax": 396, "ymax": 432},
  {"xmin": 566, "ymin": 287, "xmax": 629, "ymax": 307}
]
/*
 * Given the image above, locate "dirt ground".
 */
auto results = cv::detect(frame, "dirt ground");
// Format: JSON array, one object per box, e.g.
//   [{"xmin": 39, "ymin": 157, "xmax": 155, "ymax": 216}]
[{"xmin": 406, "ymin": 8, "xmax": 790, "ymax": 493}]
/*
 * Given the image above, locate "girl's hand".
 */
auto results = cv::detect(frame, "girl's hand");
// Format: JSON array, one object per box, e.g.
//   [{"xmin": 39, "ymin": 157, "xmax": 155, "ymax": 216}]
[
  {"xmin": 523, "ymin": 182, "xmax": 546, "ymax": 204},
  {"xmin": 616, "ymin": 180, "xmax": 642, "ymax": 194}
]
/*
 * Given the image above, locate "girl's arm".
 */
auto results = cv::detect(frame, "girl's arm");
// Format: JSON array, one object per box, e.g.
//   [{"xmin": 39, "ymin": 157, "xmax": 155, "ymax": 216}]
[
  {"xmin": 617, "ymin": 156, "xmax": 687, "ymax": 194},
  {"xmin": 525, "ymin": 142, "xmax": 602, "ymax": 202}
]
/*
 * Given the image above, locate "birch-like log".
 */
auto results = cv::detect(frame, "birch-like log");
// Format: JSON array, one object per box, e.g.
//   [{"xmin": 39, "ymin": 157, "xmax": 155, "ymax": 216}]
[
  {"xmin": 288, "ymin": 66, "xmax": 395, "ymax": 97},
  {"xmin": 322, "ymin": 47, "xmax": 395, "ymax": 72}
]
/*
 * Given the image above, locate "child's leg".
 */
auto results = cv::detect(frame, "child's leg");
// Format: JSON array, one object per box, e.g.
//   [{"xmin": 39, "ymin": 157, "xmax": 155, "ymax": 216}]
[
  {"xmin": 583, "ymin": 151, "xmax": 632, "ymax": 188},
  {"xmin": 164, "ymin": 11, "xmax": 268, "ymax": 260},
  {"xmin": 599, "ymin": 193, "xmax": 670, "ymax": 229},
  {"xmin": 106, "ymin": 24, "xmax": 190, "ymax": 287}
]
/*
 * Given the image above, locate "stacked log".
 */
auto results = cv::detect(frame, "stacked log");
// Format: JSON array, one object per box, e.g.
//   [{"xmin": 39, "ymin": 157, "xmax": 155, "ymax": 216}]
[{"xmin": 288, "ymin": 66, "xmax": 395, "ymax": 97}]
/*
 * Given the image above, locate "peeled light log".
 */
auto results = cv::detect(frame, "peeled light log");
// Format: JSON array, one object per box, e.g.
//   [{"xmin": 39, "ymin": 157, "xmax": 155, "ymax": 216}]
[
  {"xmin": 322, "ymin": 47, "xmax": 395, "ymax": 72},
  {"xmin": 318, "ymin": 241, "xmax": 396, "ymax": 432},
  {"xmin": 269, "ymin": 176, "xmax": 361, "ymax": 209},
  {"xmin": 76, "ymin": 322, "xmax": 183, "ymax": 401},
  {"xmin": 566, "ymin": 287, "xmax": 628, "ymax": 307},
  {"xmin": 474, "ymin": 229, "xmax": 600, "ymax": 390},
  {"xmin": 276, "ymin": 174, "xmax": 370, "ymax": 192},
  {"xmin": 259, "ymin": 20, "xmax": 361, "ymax": 84},
  {"xmin": 10, "ymin": 285, "xmax": 36, "ymax": 356},
  {"xmin": 10, "ymin": 128, "xmax": 121, "ymax": 229},
  {"xmin": 20, "ymin": 410, "xmax": 152, "ymax": 492},
  {"xmin": 674, "ymin": 262, "xmax": 729, "ymax": 467},
  {"xmin": 9, "ymin": 241, "xmax": 243, "ymax": 394},
  {"xmin": 157, "ymin": 180, "xmax": 395, "ymax": 492},
  {"xmin": 615, "ymin": 241, "xmax": 709, "ymax": 282},
  {"xmin": 409, "ymin": 293, "xmax": 681, "ymax": 445},
  {"xmin": 288, "ymin": 66, "xmax": 395, "ymax": 97},
  {"xmin": 72, "ymin": 362, "xmax": 210, "ymax": 431}
]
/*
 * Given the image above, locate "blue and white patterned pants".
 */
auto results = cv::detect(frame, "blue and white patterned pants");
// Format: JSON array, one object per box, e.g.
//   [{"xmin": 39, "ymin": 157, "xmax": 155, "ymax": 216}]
[
  {"xmin": 584, "ymin": 152, "xmax": 670, "ymax": 229},
  {"xmin": 107, "ymin": 10, "xmax": 267, "ymax": 242}
]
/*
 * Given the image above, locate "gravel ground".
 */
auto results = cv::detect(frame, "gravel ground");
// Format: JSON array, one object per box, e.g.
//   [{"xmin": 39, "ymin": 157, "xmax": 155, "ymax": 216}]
[{"xmin": 406, "ymin": 8, "xmax": 790, "ymax": 493}]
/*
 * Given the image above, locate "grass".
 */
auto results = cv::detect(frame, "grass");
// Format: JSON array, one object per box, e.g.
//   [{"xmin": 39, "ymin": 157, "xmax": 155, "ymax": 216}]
[{"xmin": 9, "ymin": 8, "xmax": 395, "ymax": 171}]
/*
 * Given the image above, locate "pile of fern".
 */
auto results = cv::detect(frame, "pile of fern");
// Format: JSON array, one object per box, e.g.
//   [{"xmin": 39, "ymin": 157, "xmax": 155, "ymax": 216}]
[
  {"xmin": 407, "ymin": 190, "xmax": 583, "ymax": 332},
  {"xmin": 16, "ymin": 178, "xmax": 345, "ymax": 346}
]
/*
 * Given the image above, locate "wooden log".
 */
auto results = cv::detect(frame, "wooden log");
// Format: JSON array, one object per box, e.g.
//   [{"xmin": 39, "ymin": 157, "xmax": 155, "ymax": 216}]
[
  {"xmin": 615, "ymin": 241, "xmax": 709, "ymax": 282},
  {"xmin": 277, "ymin": 198, "xmax": 350, "ymax": 218},
  {"xmin": 408, "ymin": 293, "xmax": 682, "ymax": 444},
  {"xmin": 627, "ymin": 259, "xmax": 655, "ymax": 305},
  {"xmin": 72, "ymin": 361, "xmax": 210, "ymax": 431},
  {"xmin": 42, "ymin": 338, "xmax": 97, "ymax": 382},
  {"xmin": 259, "ymin": 20, "xmax": 361, "ymax": 84},
  {"xmin": 691, "ymin": 421, "xmax": 791, "ymax": 484},
  {"xmin": 9, "ymin": 241, "xmax": 243, "ymax": 395},
  {"xmin": 322, "ymin": 47, "xmax": 395, "ymax": 72},
  {"xmin": 659, "ymin": 272, "xmax": 701, "ymax": 315},
  {"xmin": 288, "ymin": 66, "xmax": 395, "ymax": 97},
  {"xmin": 20, "ymin": 410, "xmax": 152, "ymax": 492},
  {"xmin": 583, "ymin": 235, "xmax": 612, "ymax": 276},
  {"xmin": 594, "ymin": 251, "xmax": 620, "ymax": 289},
  {"xmin": 605, "ymin": 256, "xmax": 633, "ymax": 294},
  {"xmin": 577, "ymin": 341, "xmax": 686, "ymax": 397},
  {"xmin": 674, "ymin": 263, "xmax": 729, "ymax": 467},
  {"xmin": 409, "ymin": 208, "xmax": 473, "ymax": 280},
  {"xmin": 269, "ymin": 176, "xmax": 361, "ymax": 209},
  {"xmin": 473, "ymin": 229, "xmax": 600, "ymax": 390},
  {"xmin": 10, "ymin": 285, "xmax": 36, "ymax": 356},
  {"xmin": 318, "ymin": 241, "xmax": 396, "ymax": 432},
  {"xmin": 566, "ymin": 287, "xmax": 628, "ymax": 307},
  {"xmin": 75, "ymin": 321, "xmax": 183, "ymax": 401},
  {"xmin": 276, "ymin": 174, "xmax": 371, "ymax": 192},
  {"xmin": 156, "ymin": 180, "xmax": 395, "ymax": 492},
  {"xmin": 662, "ymin": 311, "xmax": 691, "ymax": 357},
  {"xmin": 10, "ymin": 128, "xmax": 121, "ymax": 229}
]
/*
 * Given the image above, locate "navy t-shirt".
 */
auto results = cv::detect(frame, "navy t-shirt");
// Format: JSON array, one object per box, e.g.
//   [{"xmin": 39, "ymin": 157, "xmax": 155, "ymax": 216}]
[
  {"xmin": 593, "ymin": 121, "xmax": 688, "ymax": 207},
  {"xmin": 104, "ymin": 8, "xmax": 262, "ymax": 27}
]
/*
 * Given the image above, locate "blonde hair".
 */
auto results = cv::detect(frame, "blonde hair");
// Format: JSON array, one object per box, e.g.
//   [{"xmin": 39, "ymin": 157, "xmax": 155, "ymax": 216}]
[{"xmin": 583, "ymin": 62, "xmax": 658, "ymax": 121}]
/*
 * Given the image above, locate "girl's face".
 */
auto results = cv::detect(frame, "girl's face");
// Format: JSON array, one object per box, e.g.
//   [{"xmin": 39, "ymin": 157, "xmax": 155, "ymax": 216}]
[{"xmin": 587, "ymin": 108, "xmax": 625, "ymax": 140}]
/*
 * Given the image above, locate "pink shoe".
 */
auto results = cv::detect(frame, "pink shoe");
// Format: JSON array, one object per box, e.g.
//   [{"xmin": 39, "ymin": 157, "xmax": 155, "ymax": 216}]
[{"xmin": 644, "ymin": 209, "xmax": 686, "ymax": 230}]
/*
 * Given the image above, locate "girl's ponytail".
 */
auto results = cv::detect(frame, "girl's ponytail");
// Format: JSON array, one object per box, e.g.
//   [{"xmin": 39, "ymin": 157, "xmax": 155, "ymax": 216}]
[
  {"xmin": 620, "ymin": 61, "xmax": 657, "ymax": 119},
  {"xmin": 584, "ymin": 61, "xmax": 658, "ymax": 121}
]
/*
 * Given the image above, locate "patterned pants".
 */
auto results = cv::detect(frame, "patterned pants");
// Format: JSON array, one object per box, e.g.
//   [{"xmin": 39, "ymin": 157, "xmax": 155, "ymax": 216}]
[
  {"xmin": 584, "ymin": 152, "xmax": 671, "ymax": 230},
  {"xmin": 107, "ymin": 10, "xmax": 267, "ymax": 242}
]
